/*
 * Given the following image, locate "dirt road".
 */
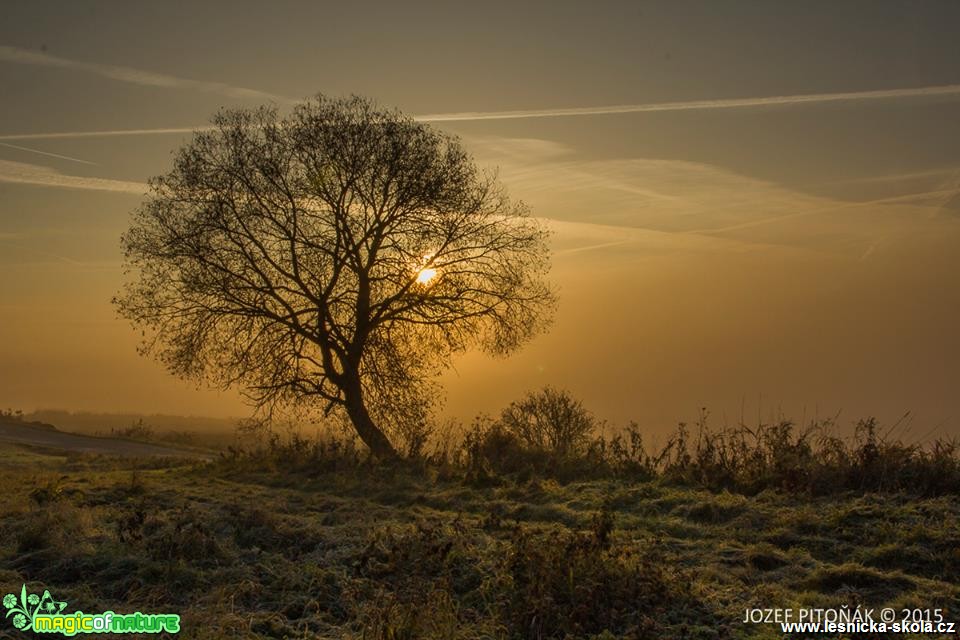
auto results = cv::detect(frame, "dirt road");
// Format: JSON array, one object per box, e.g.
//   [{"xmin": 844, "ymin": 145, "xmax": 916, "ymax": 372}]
[{"xmin": 0, "ymin": 421, "xmax": 211, "ymax": 459}]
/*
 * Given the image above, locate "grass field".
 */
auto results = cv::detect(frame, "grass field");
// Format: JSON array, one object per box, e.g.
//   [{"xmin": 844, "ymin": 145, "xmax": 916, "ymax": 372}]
[{"xmin": 1, "ymin": 440, "xmax": 958, "ymax": 639}]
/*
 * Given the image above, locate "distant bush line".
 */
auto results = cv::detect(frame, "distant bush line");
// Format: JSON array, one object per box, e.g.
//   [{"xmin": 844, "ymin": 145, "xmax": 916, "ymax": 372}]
[{"xmin": 219, "ymin": 388, "xmax": 960, "ymax": 497}]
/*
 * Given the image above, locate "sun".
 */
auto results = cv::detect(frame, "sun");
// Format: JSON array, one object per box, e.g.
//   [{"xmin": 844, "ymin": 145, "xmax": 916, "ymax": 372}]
[
  {"xmin": 416, "ymin": 267, "xmax": 437, "ymax": 284},
  {"xmin": 414, "ymin": 252, "xmax": 438, "ymax": 284}
]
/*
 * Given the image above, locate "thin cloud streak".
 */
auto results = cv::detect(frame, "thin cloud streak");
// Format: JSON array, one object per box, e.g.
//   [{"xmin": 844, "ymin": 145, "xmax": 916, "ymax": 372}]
[
  {"xmin": 692, "ymin": 188, "xmax": 959, "ymax": 236},
  {"xmin": 0, "ymin": 141, "xmax": 96, "ymax": 165},
  {"xmin": 0, "ymin": 235, "xmax": 87, "ymax": 266},
  {"xmin": 0, "ymin": 45, "xmax": 296, "ymax": 104},
  {"xmin": 0, "ymin": 127, "xmax": 209, "ymax": 141},
  {"xmin": 417, "ymin": 84, "xmax": 960, "ymax": 121},
  {"xmin": 3, "ymin": 81, "xmax": 960, "ymax": 141},
  {"xmin": 555, "ymin": 239, "xmax": 636, "ymax": 255},
  {"xmin": 0, "ymin": 159, "xmax": 146, "ymax": 194},
  {"xmin": 819, "ymin": 167, "xmax": 960, "ymax": 186}
]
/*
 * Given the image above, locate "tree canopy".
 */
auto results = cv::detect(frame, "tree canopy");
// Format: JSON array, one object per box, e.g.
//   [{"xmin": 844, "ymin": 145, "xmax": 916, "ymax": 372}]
[{"xmin": 114, "ymin": 95, "xmax": 555, "ymax": 458}]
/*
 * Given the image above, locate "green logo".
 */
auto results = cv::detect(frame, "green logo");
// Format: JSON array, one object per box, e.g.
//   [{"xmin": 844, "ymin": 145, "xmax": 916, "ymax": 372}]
[{"xmin": 3, "ymin": 585, "xmax": 179, "ymax": 635}]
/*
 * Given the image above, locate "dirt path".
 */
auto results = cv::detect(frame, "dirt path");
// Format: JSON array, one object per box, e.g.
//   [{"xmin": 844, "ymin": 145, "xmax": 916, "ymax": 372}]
[{"xmin": 0, "ymin": 422, "xmax": 211, "ymax": 459}]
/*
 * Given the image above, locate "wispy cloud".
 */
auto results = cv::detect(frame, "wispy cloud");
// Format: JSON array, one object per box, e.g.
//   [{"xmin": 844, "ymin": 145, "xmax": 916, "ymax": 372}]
[
  {"xmin": 0, "ymin": 159, "xmax": 146, "ymax": 194},
  {"xmin": 467, "ymin": 136, "xmax": 957, "ymax": 259},
  {"xmin": 0, "ymin": 45, "xmax": 295, "ymax": 103},
  {"xmin": 3, "ymin": 82, "xmax": 960, "ymax": 141},
  {"xmin": 418, "ymin": 84, "xmax": 960, "ymax": 121},
  {"xmin": 820, "ymin": 167, "xmax": 960, "ymax": 186},
  {"xmin": 0, "ymin": 141, "xmax": 95, "ymax": 165},
  {"xmin": 0, "ymin": 127, "xmax": 207, "ymax": 141},
  {"xmin": 0, "ymin": 234, "xmax": 88, "ymax": 266}
]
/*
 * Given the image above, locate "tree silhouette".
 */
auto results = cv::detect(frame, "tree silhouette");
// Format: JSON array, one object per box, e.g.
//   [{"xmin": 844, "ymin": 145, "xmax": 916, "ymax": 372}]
[{"xmin": 114, "ymin": 95, "xmax": 555, "ymax": 458}]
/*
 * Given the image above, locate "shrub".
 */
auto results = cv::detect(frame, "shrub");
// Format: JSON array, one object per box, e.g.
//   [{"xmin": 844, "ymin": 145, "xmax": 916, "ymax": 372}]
[
  {"xmin": 498, "ymin": 387, "xmax": 596, "ymax": 457},
  {"xmin": 110, "ymin": 418, "xmax": 154, "ymax": 441},
  {"xmin": 141, "ymin": 506, "xmax": 230, "ymax": 567},
  {"xmin": 462, "ymin": 415, "xmax": 543, "ymax": 479},
  {"xmin": 16, "ymin": 502, "xmax": 94, "ymax": 556},
  {"xmin": 217, "ymin": 426, "xmax": 363, "ymax": 472},
  {"xmin": 505, "ymin": 514, "xmax": 716, "ymax": 638},
  {"xmin": 601, "ymin": 422, "xmax": 658, "ymax": 480}
]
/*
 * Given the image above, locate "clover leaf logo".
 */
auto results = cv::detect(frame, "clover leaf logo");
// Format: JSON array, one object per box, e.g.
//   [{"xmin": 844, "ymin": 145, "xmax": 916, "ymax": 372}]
[{"xmin": 3, "ymin": 584, "xmax": 67, "ymax": 632}]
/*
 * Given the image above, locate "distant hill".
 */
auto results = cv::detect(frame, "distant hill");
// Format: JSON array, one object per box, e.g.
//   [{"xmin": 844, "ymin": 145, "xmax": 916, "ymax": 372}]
[
  {"xmin": 0, "ymin": 412, "xmax": 57, "ymax": 432},
  {"xmin": 23, "ymin": 410, "xmax": 243, "ymax": 435}
]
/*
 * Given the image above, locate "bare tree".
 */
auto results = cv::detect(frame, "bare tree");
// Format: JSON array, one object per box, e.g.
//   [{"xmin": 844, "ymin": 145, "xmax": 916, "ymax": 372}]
[{"xmin": 114, "ymin": 95, "xmax": 555, "ymax": 459}]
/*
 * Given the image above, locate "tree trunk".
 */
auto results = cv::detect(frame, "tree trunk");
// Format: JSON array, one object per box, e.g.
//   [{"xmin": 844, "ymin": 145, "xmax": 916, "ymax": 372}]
[{"xmin": 343, "ymin": 378, "xmax": 398, "ymax": 460}]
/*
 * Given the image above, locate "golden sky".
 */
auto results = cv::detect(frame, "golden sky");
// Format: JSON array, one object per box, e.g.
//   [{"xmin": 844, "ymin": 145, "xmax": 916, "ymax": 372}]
[{"xmin": 2, "ymin": 1, "xmax": 959, "ymax": 436}]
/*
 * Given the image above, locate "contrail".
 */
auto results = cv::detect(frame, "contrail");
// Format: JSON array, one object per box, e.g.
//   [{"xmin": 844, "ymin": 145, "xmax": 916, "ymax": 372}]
[
  {"xmin": 0, "ymin": 141, "xmax": 96, "ymax": 165},
  {"xmin": 0, "ymin": 45, "xmax": 295, "ymax": 104},
  {"xmin": 2, "ymin": 82, "xmax": 960, "ymax": 141},
  {"xmin": 416, "ymin": 83, "xmax": 960, "ymax": 121},
  {"xmin": 691, "ymin": 187, "xmax": 958, "ymax": 235},
  {"xmin": 0, "ymin": 159, "xmax": 146, "ymax": 194},
  {"xmin": 556, "ymin": 239, "xmax": 636, "ymax": 255},
  {"xmin": 0, "ymin": 235, "xmax": 88, "ymax": 266},
  {"xmin": 0, "ymin": 127, "xmax": 210, "ymax": 141}
]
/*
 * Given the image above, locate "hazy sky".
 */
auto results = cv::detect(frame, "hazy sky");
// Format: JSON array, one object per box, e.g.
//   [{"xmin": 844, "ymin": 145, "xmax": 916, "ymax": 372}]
[{"xmin": 2, "ymin": 1, "xmax": 959, "ymax": 437}]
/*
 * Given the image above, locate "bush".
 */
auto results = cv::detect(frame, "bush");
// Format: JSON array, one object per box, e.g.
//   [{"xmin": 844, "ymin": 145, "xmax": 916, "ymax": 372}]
[
  {"xmin": 505, "ymin": 513, "xmax": 717, "ymax": 638},
  {"xmin": 110, "ymin": 418, "xmax": 154, "ymax": 441},
  {"xmin": 498, "ymin": 387, "xmax": 596, "ymax": 457},
  {"xmin": 16, "ymin": 502, "xmax": 94, "ymax": 556},
  {"xmin": 461, "ymin": 413, "xmax": 605, "ymax": 483},
  {"xmin": 217, "ymin": 426, "xmax": 363, "ymax": 472}
]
